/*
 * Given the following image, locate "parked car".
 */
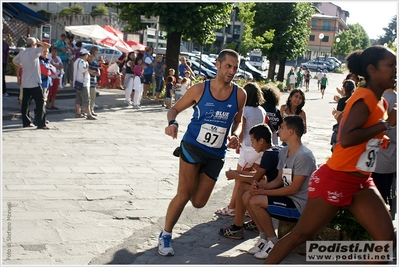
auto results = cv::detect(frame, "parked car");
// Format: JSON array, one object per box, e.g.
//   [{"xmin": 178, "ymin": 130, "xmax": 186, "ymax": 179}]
[
  {"xmin": 239, "ymin": 58, "xmax": 267, "ymax": 81},
  {"xmin": 190, "ymin": 55, "xmax": 217, "ymax": 73},
  {"xmin": 301, "ymin": 60, "xmax": 332, "ymax": 72},
  {"xmin": 316, "ymin": 57, "xmax": 339, "ymax": 69},
  {"xmin": 234, "ymin": 68, "xmax": 253, "ymax": 81},
  {"xmin": 187, "ymin": 59, "xmax": 216, "ymax": 79},
  {"xmin": 82, "ymin": 44, "xmax": 122, "ymax": 64}
]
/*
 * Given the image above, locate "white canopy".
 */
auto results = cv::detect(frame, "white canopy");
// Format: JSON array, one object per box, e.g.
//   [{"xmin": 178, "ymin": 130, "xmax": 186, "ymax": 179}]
[{"xmin": 65, "ymin": 25, "xmax": 132, "ymax": 54}]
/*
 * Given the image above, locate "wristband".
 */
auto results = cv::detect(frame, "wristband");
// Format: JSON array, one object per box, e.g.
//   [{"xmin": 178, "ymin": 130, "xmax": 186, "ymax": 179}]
[
  {"xmin": 231, "ymin": 133, "xmax": 238, "ymax": 139},
  {"xmin": 379, "ymin": 119, "xmax": 391, "ymax": 130},
  {"xmin": 168, "ymin": 120, "xmax": 178, "ymax": 127}
]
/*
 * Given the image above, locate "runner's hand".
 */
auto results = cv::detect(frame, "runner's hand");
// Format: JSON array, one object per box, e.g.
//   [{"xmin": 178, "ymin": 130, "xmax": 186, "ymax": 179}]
[{"xmin": 165, "ymin": 125, "xmax": 178, "ymax": 139}]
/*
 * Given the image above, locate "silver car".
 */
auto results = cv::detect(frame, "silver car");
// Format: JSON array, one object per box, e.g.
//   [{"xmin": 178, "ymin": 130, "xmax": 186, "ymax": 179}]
[
  {"xmin": 82, "ymin": 44, "xmax": 122, "ymax": 64},
  {"xmin": 301, "ymin": 60, "xmax": 331, "ymax": 71}
]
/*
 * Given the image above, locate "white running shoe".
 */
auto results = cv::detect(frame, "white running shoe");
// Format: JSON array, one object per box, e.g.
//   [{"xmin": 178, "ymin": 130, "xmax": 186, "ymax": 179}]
[
  {"xmin": 124, "ymin": 100, "xmax": 133, "ymax": 106},
  {"xmin": 248, "ymin": 238, "xmax": 267, "ymax": 254},
  {"xmin": 254, "ymin": 240, "xmax": 274, "ymax": 259},
  {"xmin": 158, "ymin": 232, "xmax": 174, "ymax": 256}
]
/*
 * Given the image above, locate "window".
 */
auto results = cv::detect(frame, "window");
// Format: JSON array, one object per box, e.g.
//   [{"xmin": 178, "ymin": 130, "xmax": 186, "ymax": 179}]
[
  {"xmin": 322, "ymin": 36, "xmax": 330, "ymax": 42},
  {"xmin": 322, "ymin": 21, "xmax": 331, "ymax": 31},
  {"xmin": 311, "ymin": 20, "xmax": 317, "ymax": 27},
  {"xmin": 309, "ymin": 35, "xmax": 315, "ymax": 41}
]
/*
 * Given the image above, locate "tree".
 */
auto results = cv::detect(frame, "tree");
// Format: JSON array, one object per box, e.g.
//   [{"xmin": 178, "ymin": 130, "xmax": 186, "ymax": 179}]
[
  {"xmin": 106, "ymin": 3, "xmax": 232, "ymax": 80},
  {"xmin": 59, "ymin": 5, "xmax": 84, "ymax": 17},
  {"xmin": 90, "ymin": 4, "xmax": 109, "ymax": 17},
  {"xmin": 377, "ymin": 15, "xmax": 397, "ymax": 45},
  {"xmin": 252, "ymin": 3, "xmax": 314, "ymax": 81},
  {"xmin": 332, "ymin": 23, "xmax": 370, "ymax": 59}
]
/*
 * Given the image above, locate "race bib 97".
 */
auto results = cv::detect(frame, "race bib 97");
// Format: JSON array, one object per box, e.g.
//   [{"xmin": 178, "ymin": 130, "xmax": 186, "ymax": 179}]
[{"xmin": 196, "ymin": 123, "xmax": 227, "ymax": 148}]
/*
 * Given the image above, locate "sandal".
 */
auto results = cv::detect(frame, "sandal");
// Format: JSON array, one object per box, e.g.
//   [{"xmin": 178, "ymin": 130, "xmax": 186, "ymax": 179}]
[
  {"xmin": 215, "ymin": 206, "xmax": 235, "ymax": 216},
  {"xmin": 76, "ymin": 114, "xmax": 85, "ymax": 118}
]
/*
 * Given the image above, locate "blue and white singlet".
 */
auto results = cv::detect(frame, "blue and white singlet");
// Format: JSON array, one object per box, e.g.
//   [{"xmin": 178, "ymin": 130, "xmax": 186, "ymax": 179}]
[{"xmin": 182, "ymin": 80, "xmax": 239, "ymax": 158}]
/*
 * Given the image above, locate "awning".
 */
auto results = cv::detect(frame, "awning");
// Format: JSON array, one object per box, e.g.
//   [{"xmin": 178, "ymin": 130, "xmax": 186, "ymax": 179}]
[{"xmin": 2, "ymin": 3, "xmax": 49, "ymax": 27}]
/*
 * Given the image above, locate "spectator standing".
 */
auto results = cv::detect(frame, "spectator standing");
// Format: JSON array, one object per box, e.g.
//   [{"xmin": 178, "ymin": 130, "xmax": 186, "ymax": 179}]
[
  {"xmin": 12, "ymin": 37, "xmax": 51, "ymax": 129},
  {"xmin": 280, "ymin": 89, "xmax": 307, "ymax": 135},
  {"xmin": 164, "ymin": 76, "xmax": 173, "ymax": 109},
  {"xmin": 296, "ymin": 68, "xmax": 303, "ymax": 88},
  {"xmin": 143, "ymin": 46, "xmax": 155, "ymax": 98},
  {"xmin": 265, "ymin": 45, "xmax": 397, "ymax": 264},
  {"xmin": 124, "ymin": 51, "xmax": 136, "ymax": 105},
  {"xmin": 158, "ymin": 49, "xmax": 246, "ymax": 256},
  {"xmin": 331, "ymin": 80, "xmax": 356, "ymax": 151},
  {"xmin": 73, "ymin": 48, "xmax": 96, "ymax": 120},
  {"xmin": 55, "ymin": 33, "xmax": 68, "ymax": 87},
  {"xmin": 88, "ymin": 53, "xmax": 100, "ymax": 116},
  {"xmin": 245, "ymin": 115, "xmax": 316, "ymax": 259},
  {"xmin": 132, "ymin": 56, "xmax": 145, "ymax": 109},
  {"xmin": 65, "ymin": 35, "xmax": 75, "ymax": 85},
  {"xmin": 179, "ymin": 57, "xmax": 195, "ymax": 78},
  {"xmin": 304, "ymin": 69, "xmax": 311, "ymax": 92},
  {"xmin": 3, "ymin": 39, "xmax": 10, "ymax": 96},
  {"xmin": 74, "ymin": 40, "xmax": 82, "ymax": 61},
  {"xmin": 39, "ymin": 49, "xmax": 56, "ymax": 111},
  {"xmin": 288, "ymin": 68, "xmax": 296, "ymax": 91},
  {"xmin": 154, "ymin": 55, "xmax": 166, "ymax": 101},
  {"xmin": 261, "ymin": 84, "xmax": 283, "ymax": 146},
  {"xmin": 184, "ymin": 70, "xmax": 192, "ymax": 88},
  {"xmin": 372, "ymin": 87, "xmax": 397, "ymax": 216},
  {"xmin": 47, "ymin": 46, "xmax": 63, "ymax": 110}
]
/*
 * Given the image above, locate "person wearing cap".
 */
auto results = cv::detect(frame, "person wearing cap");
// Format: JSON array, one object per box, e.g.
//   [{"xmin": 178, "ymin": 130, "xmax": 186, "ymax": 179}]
[
  {"xmin": 73, "ymin": 48, "xmax": 96, "ymax": 120},
  {"xmin": 13, "ymin": 37, "xmax": 51, "ymax": 129}
]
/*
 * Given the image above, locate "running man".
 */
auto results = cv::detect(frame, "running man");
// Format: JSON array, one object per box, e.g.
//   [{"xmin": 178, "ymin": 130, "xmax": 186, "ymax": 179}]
[{"xmin": 159, "ymin": 49, "xmax": 247, "ymax": 256}]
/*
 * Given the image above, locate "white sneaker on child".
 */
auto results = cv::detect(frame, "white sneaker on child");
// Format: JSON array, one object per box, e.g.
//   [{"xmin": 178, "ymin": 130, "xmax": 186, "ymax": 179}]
[
  {"xmin": 158, "ymin": 232, "xmax": 174, "ymax": 256},
  {"xmin": 248, "ymin": 238, "xmax": 267, "ymax": 254},
  {"xmin": 254, "ymin": 240, "xmax": 274, "ymax": 259}
]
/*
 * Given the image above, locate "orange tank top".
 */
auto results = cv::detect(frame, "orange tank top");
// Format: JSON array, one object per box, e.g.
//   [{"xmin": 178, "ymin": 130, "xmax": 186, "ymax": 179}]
[{"xmin": 327, "ymin": 87, "xmax": 387, "ymax": 175}]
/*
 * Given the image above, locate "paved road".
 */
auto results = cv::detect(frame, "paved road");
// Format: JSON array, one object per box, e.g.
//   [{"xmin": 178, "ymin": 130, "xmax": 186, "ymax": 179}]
[{"xmin": 3, "ymin": 72, "xmax": 393, "ymax": 265}]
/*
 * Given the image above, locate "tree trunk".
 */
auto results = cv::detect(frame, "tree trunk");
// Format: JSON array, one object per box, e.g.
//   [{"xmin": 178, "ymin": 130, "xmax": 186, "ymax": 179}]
[
  {"xmin": 267, "ymin": 58, "xmax": 278, "ymax": 81},
  {"xmin": 165, "ymin": 31, "xmax": 182, "ymax": 80},
  {"xmin": 277, "ymin": 58, "xmax": 287, "ymax": 82}
]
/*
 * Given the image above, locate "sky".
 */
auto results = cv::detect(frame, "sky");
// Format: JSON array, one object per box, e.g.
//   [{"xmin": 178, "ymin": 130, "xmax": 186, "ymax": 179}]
[{"xmin": 332, "ymin": 1, "xmax": 398, "ymax": 39}]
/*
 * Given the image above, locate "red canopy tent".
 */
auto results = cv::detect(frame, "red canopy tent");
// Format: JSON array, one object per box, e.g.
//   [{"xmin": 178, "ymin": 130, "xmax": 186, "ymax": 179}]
[
  {"xmin": 102, "ymin": 25, "xmax": 124, "ymax": 40},
  {"xmin": 125, "ymin": 40, "xmax": 146, "ymax": 51},
  {"xmin": 100, "ymin": 25, "xmax": 132, "ymax": 54}
]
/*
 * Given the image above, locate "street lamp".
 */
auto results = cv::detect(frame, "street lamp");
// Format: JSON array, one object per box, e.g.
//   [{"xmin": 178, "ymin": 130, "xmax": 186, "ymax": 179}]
[
  {"xmin": 318, "ymin": 33, "xmax": 324, "ymax": 58},
  {"xmin": 332, "ymin": 37, "xmax": 340, "ymax": 57}
]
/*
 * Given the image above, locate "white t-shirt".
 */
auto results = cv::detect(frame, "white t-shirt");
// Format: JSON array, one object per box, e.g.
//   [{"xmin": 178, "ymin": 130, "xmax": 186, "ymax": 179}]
[
  {"xmin": 107, "ymin": 63, "xmax": 119, "ymax": 73},
  {"xmin": 180, "ymin": 83, "xmax": 188, "ymax": 96},
  {"xmin": 242, "ymin": 106, "xmax": 267, "ymax": 147},
  {"xmin": 289, "ymin": 74, "xmax": 296, "ymax": 84},
  {"xmin": 318, "ymin": 72, "xmax": 323, "ymax": 80},
  {"xmin": 73, "ymin": 57, "xmax": 90, "ymax": 87},
  {"xmin": 47, "ymin": 54, "xmax": 62, "ymax": 78},
  {"xmin": 12, "ymin": 47, "xmax": 42, "ymax": 88}
]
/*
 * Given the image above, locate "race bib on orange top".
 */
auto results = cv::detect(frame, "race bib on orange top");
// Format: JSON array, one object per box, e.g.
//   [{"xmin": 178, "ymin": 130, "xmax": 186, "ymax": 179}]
[{"xmin": 356, "ymin": 138, "xmax": 381, "ymax": 172}]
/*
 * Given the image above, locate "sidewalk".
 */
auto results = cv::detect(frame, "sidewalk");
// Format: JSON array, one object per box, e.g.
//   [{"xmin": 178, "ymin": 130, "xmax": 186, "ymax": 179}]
[{"xmin": 2, "ymin": 75, "xmax": 162, "ymax": 121}]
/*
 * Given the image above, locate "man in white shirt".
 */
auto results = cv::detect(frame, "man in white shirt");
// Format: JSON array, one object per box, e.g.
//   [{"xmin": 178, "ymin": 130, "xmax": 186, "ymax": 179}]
[
  {"xmin": 73, "ymin": 49, "xmax": 96, "ymax": 120},
  {"xmin": 13, "ymin": 37, "xmax": 51, "ymax": 129},
  {"xmin": 317, "ymin": 71, "xmax": 323, "ymax": 90}
]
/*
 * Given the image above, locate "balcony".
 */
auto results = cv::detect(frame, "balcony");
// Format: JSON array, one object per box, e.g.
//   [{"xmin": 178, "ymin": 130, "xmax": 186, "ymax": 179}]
[{"xmin": 310, "ymin": 26, "xmax": 339, "ymax": 32}]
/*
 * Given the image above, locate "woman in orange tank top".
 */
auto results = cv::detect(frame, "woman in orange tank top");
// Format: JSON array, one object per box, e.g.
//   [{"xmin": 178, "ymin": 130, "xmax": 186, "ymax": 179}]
[{"xmin": 264, "ymin": 45, "xmax": 397, "ymax": 264}]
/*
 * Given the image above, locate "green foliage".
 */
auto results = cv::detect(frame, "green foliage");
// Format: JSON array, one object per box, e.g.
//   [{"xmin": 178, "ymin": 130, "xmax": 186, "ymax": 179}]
[
  {"xmin": 225, "ymin": 42, "xmax": 237, "ymax": 50},
  {"xmin": 327, "ymin": 208, "xmax": 372, "ymax": 241},
  {"xmin": 252, "ymin": 2, "xmax": 315, "ymax": 81},
  {"xmin": 6, "ymin": 55, "xmax": 17, "ymax": 76},
  {"xmin": 332, "ymin": 23, "xmax": 370, "ymax": 58},
  {"xmin": 90, "ymin": 5, "xmax": 109, "ymax": 17},
  {"xmin": 37, "ymin": 9, "xmax": 52, "ymax": 17},
  {"xmin": 59, "ymin": 5, "xmax": 84, "ymax": 16},
  {"xmin": 208, "ymin": 47, "xmax": 218, "ymax": 54},
  {"xmin": 376, "ymin": 15, "xmax": 397, "ymax": 45},
  {"xmin": 106, "ymin": 3, "xmax": 233, "ymax": 91}
]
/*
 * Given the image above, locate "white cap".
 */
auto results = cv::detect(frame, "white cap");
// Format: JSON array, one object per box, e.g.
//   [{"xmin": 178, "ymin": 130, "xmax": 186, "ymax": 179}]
[{"xmin": 80, "ymin": 48, "xmax": 90, "ymax": 56}]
